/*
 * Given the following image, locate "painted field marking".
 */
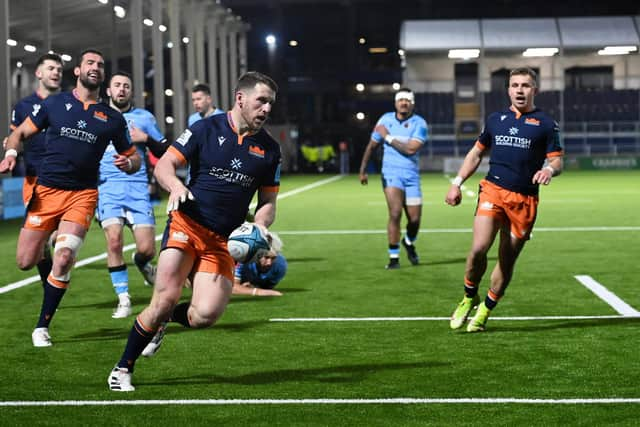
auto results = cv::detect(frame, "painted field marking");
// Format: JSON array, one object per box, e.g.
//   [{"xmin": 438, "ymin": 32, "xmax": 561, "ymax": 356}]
[
  {"xmin": 0, "ymin": 176, "xmax": 345, "ymax": 294},
  {"xmin": 574, "ymin": 275, "xmax": 640, "ymax": 316},
  {"xmin": 270, "ymin": 314, "xmax": 639, "ymax": 322},
  {"xmin": 1, "ymin": 397, "xmax": 639, "ymax": 407}
]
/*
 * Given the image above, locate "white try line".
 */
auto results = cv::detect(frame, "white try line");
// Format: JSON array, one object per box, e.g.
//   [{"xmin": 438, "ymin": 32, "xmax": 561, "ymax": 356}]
[
  {"xmin": 575, "ymin": 275, "xmax": 640, "ymax": 316},
  {"xmin": 0, "ymin": 175, "xmax": 345, "ymax": 295},
  {"xmin": 270, "ymin": 315, "xmax": 640, "ymax": 322},
  {"xmin": 2, "ymin": 397, "xmax": 640, "ymax": 407}
]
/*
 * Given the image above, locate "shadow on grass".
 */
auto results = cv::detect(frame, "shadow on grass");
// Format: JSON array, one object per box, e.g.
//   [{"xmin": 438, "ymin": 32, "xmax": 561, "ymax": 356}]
[
  {"xmin": 144, "ymin": 360, "xmax": 448, "ymax": 387},
  {"xmin": 490, "ymin": 316, "xmax": 640, "ymax": 333}
]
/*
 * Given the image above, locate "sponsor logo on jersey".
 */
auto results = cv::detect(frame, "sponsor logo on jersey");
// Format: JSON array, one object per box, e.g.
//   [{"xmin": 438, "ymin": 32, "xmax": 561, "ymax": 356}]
[
  {"xmin": 494, "ymin": 134, "xmax": 531, "ymax": 149},
  {"xmin": 525, "ymin": 118, "xmax": 540, "ymax": 126},
  {"xmin": 171, "ymin": 231, "xmax": 189, "ymax": 242},
  {"xmin": 77, "ymin": 120, "xmax": 87, "ymax": 129},
  {"xmin": 65, "ymin": 103, "xmax": 72, "ymax": 111},
  {"xmin": 208, "ymin": 166, "xmax": 255, "ymax": 188},
  {"xmin": 218, "ymin": 136, "xmax": 226, "ymax": 146},
  {"xmin": 28, "ymin": 215, "xmax": 42, "ymax": 226},
  {"xmin": 479, "ymin": 201, "xmax": 494, "ymax": 211},
  {"xmin": 231, "ymin": 158, "xmax": 242, "ymax": 170},
  {"xmin": 60, "ymin": 124, "xmax": 98, "ymax": 144},
  {"xmin": 500, "ymin": 115, "xmax": 507, "ymax": 121},
  {"xmin": 509, "ymin": 127, "xmax": 519, "ymax": 135},
  {"xmin": 31, "ymin": 104, "xmax": 41, "ymax": 117},
  {"xmin": 176, "ymin": 129, "xmax": 192, "ymax": 146},
  {"xmin": 248, "ymin": 145, "xmax": 265, "ymax": 158},
  {"xmin": 93, "ymin": 110, "xmax": 108, "ymax": 122}
]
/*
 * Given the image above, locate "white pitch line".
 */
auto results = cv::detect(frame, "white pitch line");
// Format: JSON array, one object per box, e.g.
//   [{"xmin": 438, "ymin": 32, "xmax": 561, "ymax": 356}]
[
  {"xmin": 270, "ymin": 315, "xmax": 639, "ymax": 322},
  {"xmin": 575, "ymin": 275, "xmax": 640, "ymax": 316},
  {"xmin": 274, "ymin": 226, "xmax": 640, "ymax": 236},
  {"xmin": 0, "ymin": 176, "xmax": 344, "ymax": 294},
  {"xmin": 1, "ymin": 397, "xmax": 639, "ymax": 407}
]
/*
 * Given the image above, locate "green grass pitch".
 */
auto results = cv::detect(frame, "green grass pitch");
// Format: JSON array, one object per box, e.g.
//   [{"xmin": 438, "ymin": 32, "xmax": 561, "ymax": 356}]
[{"xmin": 1, "ymin": 170, "xmax": 639, "ymax": 426}]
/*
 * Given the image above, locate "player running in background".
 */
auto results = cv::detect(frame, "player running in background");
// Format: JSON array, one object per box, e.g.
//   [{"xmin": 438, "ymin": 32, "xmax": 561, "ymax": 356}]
[
  {"xmin": 6, "ymin": 53, "xmax": 63, "ymax": 288},
  {"xmin": 188, "ymin": 83, "xmax": 224, "ymax": 126},
  {"xmin": 446, "ymin": 67, "xmax": 563, "ymax": 332},
  {"xmin": 0, "ymin": 49, "xmax": 141, "ymax": 347},
  {"xmin": 98, "ymin": 72, "xmax": 170, "ymax": 318},
  {"xmin": 108, "ymin": 71, "xmax": 281, "ymax": 391},
  {"xmin": 358, "ymin": 88, "xmax": 428, "ymax": 269}
]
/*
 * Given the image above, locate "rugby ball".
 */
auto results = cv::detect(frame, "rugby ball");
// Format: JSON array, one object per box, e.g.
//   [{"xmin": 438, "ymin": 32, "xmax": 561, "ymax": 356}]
[{"xmin": 228, "ymin": 222, "xmax": 270, "ymax": 263}]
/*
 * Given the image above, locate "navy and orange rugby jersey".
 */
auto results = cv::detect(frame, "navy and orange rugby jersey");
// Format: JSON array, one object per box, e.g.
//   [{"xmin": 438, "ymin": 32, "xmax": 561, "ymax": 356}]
[
  {"xmin": 168, "ymin": 113, "xmax": 281, "ymax": 237},
  {"xmin": 25, "ymin": 91, "xmax": 135, "ymax": 190},
  {"xmin": 11, "ymin": 92, "xmax": 48, "ymax": 177},
  {"xmin": 477, "ymin": 106, "xmax": 563, "ymax": 196}
]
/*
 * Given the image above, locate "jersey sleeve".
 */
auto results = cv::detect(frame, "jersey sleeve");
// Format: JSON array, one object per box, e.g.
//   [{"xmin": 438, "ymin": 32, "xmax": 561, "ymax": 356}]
[
  {"xmin": 168, "ymin": 120, "xmax": 205, "ymax": 165},
  {"xmin": 546, "ymin": 120, "xmax": 563, "ymax": 158},
  {"xmin": 234, "ymin": 263, "xmax": 246, "ymax": 280},
  {"xmin": 142, "ymin": 111, "xmax": 165, "ymax": 142},
  {"xmin": 260, "ymin": 149, "xmax": 281, "ymax": 192},
  {"xmin": 476, "ymin": 115, "xmax": 495, "ymax": 150},
  {"xmin": 25, "ymin": 97, "xmax": 50, "ymax": 131},
  {"xmin": 112, "ymin": 115, "xmax": 135, "ymax": 156},
  {"xmin": 10, "ymin": 101, "xmax": 28, "ymax": 130},
  {"xmin": 370, "ymin": 115, "xmax": 385, "ymax": 143},
  {"xmin": 411, "ymin": 117, "xmax": 428, "ymax": 143}
]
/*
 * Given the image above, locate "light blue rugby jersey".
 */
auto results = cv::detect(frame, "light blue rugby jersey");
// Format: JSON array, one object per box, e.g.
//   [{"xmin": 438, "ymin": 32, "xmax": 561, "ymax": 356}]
[
  {"xmin": 99, "ymin": 107, "xmax": 165, "ymax": 184},
  {"xmin": 187, "ymin": 108, "xmax": 224, "ymax": 127},
  {"xmin": 371, "ymin": 112, "xmax": 428, "ymax": 171}
]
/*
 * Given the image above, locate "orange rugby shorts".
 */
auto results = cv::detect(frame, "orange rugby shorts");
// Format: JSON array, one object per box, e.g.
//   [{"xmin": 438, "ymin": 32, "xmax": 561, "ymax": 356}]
[
  {"xmin": 24, "ymin": 184, "xmax": 98, "ymax": 231},
  {"xmin": 163, "ymin": 211, "xmax": 234, "ymax": 281},
  {"xmin": 475, "ymin": 179, "xmax": 539, "ymax": 240},
  {"xmin": 22, "ymin": 175, "xmax": 37, "ymax": 206}
]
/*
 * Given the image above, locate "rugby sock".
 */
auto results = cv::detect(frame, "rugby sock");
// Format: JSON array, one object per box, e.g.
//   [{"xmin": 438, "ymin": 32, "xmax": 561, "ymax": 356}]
[
  {"xmin": 403, "ymin": 235, "xmax": 416, "ymax": 246},
  {"xmin": 388, "ymin": 244, "xmax": 400, "ymax": 260},
  {"xmin": 36, "ymin": 250, "xmax": 53, "ymax": 289},
  {"xmin": 464, "ymin": 277, "xmax": 479, "ymax": 298},
  {"xmin": 133, "ymin": 252, "xmax": 153, "ymax": 271},
  {"xmin": 484, "ymin": 289, "xmax": 502, "ymax": 310},
  {"xmin": 405, "ymin": 223, "xmax": 419, "ymax": 242},
  {"xmin": 109, "ymin": 264, "xmax": 129, "ymax": 295},
  {"xmin": 170, "ymin": 302, "xmax": 192, "ymax": 327},
  {"xmin": 36, "ymin": 276, "xmax": 68, "ymax": 328},
  {"xmin": 117, "ymin": 316, "xmax": 156, "ymax": 373}
]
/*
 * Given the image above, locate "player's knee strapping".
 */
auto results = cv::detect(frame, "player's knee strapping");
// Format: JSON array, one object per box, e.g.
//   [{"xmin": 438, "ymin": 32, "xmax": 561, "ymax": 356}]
[{"xmin": 54, "ymin": 233, "xmax": 84, "ymax": 259}]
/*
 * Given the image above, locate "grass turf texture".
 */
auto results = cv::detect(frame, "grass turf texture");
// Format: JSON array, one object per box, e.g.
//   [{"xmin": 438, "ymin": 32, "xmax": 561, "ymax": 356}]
[{"xmin": 1, "ymin": 170, "xmax": 639, "ymax": 426}]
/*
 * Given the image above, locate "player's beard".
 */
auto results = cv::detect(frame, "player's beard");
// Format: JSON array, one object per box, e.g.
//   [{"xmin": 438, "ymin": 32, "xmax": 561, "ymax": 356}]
[
  {"xmin": 111, "ymin": 97, "xmax": 130, "ymax": 110},
  {"xmin": 79, "ymin": 73, "xmax": 102, "ymax": 91},
  {"xmin": 42, "ymin": 81, "xmax": 60, "ymax": 93}
]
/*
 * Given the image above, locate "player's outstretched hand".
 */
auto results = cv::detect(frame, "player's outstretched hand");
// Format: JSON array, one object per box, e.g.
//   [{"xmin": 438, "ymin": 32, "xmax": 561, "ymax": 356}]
[
  {"xmin": 445, "ymin": 185, "xmax": 462, "ymax": 206},
  {"xmin": 359, "ymin": 172, "xmax": 368, "ymax": 185},
  {"xmin": 532, "ymin": 167, "xmax": 553, "ymax": 185},
  {"xmin": 166, "ymin": 187, "xmax": 195, "ymax": 213},
  {"xmin": 0, "ymin": 156, "xmax": 16, "ymax": 174},
  {"xmin": 128, "ymin": 125, "xmax": 149, "ymax": 144},
  {"xmin": 113, "ymin": 154, "xmax": 134, "ymax": 172}
]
